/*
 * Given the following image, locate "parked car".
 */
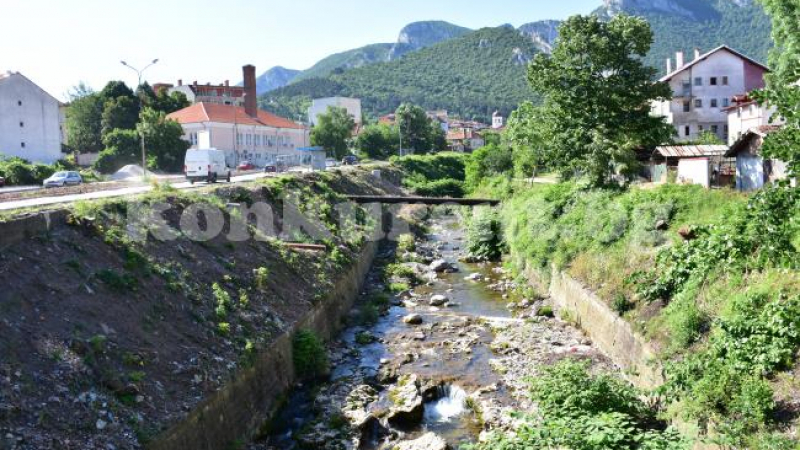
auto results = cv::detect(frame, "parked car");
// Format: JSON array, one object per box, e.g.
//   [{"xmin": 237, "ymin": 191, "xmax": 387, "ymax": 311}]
[
  {"xmin": 0, "ymin": 176, "xmax": 5, "ymax": 187},
  {"xmin": 341, "ymin": 155, "xmax": 359, "ymax": 166},
  {"xmin": 43, "ymin": 171, "xmax": 82, "ymax": 188},
  {"xmin": 325, "ymin": 158, "xmax": 339, "ymax": 168},
  {"xmin": 184, "ymin": 148, "xmax": 231, "ymax": 183},
  {"xmin": 263, "ymin": 164, "xmax": 277, "ymax": 173},
  {"xmin": 237, "ymin": 161, "xmax": 255, "ymax": 171}
]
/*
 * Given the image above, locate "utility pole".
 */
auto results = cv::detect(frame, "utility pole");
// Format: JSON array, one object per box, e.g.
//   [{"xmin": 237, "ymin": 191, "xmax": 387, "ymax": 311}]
[{"xmin": 121, "ymin": 59, "xmax": 159, "ymax": 181}]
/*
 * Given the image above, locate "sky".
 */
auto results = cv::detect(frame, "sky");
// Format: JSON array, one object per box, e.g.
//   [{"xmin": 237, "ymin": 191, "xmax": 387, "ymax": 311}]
[{"xmin": 1, "ymin": 0, "xmax": 600, "ymax": 101}]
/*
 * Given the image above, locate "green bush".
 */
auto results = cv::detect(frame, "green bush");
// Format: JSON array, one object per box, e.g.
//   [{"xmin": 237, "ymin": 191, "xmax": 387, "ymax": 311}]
[
  {"xmin": 0, "ymin": 156, "xmax": 58, "ymax": 185},
  {"xmin": 466, "ymin": 207, "xmax": 504, "ymax": 261},
  {"xmin": 292, "ymin": 330, "xmax": 329, "ymax": 379},
  {"xmin": 391, "ymin": 152, "xmax": 469, "ymax": 197},
  {"xmin": 471, "ymin": 360, "xmax": 686, "ymax": 450}
]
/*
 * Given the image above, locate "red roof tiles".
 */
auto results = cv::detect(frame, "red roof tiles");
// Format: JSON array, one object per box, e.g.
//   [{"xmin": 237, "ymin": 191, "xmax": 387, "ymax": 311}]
[{"xmin": 167, "ymin": 103, "xmax": 305, "ymax": 129}]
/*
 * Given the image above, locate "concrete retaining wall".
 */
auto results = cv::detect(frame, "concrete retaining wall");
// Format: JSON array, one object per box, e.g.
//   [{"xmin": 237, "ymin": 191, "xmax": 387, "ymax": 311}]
[
  {"xmin": 0, "ymin": 209, "xmax": 68, "ymax": 250},
  {"xmin": 148, "ymin": 239, "xmax": 378, "ymax": 450},
  {"xmin": 543, "ymin": 267, "xmax": 664, "ymax": 390}
]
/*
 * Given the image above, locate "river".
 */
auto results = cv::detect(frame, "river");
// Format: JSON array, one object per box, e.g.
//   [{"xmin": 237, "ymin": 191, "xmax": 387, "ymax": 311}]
[{"xmin": 249, "ymin": 208, "xmax": 613, "ymax": 450}]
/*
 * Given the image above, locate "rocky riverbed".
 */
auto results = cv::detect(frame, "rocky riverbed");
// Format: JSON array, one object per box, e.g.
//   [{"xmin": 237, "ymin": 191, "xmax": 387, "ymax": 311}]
[{"xmin": 250, "ymin": 211, "xmax": 614, "ymax": 450}]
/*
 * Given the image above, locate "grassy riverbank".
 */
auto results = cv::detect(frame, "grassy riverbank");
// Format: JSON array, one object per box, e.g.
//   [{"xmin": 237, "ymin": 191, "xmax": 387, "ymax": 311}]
[{"xmin": 470, "ymin": 177, "xmax": 800, "ymax": 448}]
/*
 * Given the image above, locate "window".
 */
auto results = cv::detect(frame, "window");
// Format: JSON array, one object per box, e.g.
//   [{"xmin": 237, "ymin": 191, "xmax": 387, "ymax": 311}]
[
  {"xmin": 724, "ymin": 125, "xmax": 729, "ymax": 134},
  {"xmin": 711, "ymin": 99, "xmax": 718, "ymax": 108},
  {"xmin": 722, "ymin": 76, "xmax": 729, "ymax": 86},
  {"xmin": 699, "ymin": 125, "xmax": 705, "ymax": 132},
  {"xmin": 710, "ymin": 77, "xmax": 718, "ymax": 86},
  {"xmin": 711, "ymin": 125, "xmax": 719, "ymax": 134},
  {"xmin": 685, "ymin": 126, "xmax": 691, "ymax": 137},
  {"xmin": 683, "ymin": 101, "xmax": 691, "ymax": 112},
  {"xmin": 19, "ymin": 121, "xmax": 24, "ymax": 128},
  {"xmin": 694, "ymin": 77, "xmax": 703, "ymax": 86},
  {"xmin": 737, "ymin": 108, "xmax": 742, "ymax": 118},
  {"xmin": 722, "ymin": 98, "xmax": 730, "ymax": 108},
  {"xmin": 21, "ymin": 142, "xmax": 25, "ymax": 148},
  {"xmin": 695, "ymin": 99, "xmax": 703, "ymax": 108},
  {"xmin": 17, "ymin": 100, "xmax": 22, "ymax": 106}
]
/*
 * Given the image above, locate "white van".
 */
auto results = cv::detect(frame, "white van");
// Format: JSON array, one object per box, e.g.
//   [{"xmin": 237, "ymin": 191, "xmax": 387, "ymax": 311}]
[{"xmin": 184, "ymin": 148, "xmax": 231, "ymax": 184}]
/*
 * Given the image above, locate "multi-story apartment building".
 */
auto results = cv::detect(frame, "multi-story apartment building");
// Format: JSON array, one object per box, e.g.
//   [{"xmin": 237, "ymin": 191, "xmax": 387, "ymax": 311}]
[
  {"xmin": 0, "ymin": 71, "xmax": 64, "ymax": 163},
  {"xmin": 154, "ymin": 65, "xmax": 259, "ymax": 106},
  {"xmin": 651, "ymin": 46, "xmax": 768, "ymax": 143},
  {"xmin": 167, "ymin": 66, "xmax": 309, "ymax": 168}
]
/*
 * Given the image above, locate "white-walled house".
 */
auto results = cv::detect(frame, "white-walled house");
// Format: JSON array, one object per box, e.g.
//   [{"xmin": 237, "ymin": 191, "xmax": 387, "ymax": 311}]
[
  {"xmin": 308, "ymin": 97, "xmax": 362, "ymax": 127},
  {"xmin": 725, "ymin": 95, "xmax": 782, "ymax": 145},
  {"xmin": 651, "ymin": 46, "xmax": 769, "ymax": 143},
  {"xmin": 167, "ymin": 102, "xmax": 309, "ymax": 168},
  {"xmin": 0, "ymin": 71, "xmax": 64, "ymax": 164}
]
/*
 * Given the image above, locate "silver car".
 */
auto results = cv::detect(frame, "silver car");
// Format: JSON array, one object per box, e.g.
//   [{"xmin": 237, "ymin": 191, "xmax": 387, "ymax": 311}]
[{"xmin": 43, "ymin": 171, "xmax": 82, "ymax": 188}]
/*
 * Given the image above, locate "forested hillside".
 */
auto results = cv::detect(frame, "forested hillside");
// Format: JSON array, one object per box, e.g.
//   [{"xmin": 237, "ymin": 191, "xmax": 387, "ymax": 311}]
[{"xmin": 260, "ymin": 26, "xmax": 539, "ymax": 122}]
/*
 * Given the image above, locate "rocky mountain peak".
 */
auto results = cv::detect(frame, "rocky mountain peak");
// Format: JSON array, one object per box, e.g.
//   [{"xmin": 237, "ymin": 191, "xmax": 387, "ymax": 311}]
[
  {"xmin": 601, "ymin": 0, "xmax": 751, "ymax": 20},
  {"xmin": 389, "ymin": 21, "xmax": 471, "ymax": 60}
]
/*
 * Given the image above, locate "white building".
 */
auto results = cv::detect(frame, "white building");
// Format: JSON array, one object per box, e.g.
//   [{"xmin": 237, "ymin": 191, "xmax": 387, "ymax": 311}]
[
  {"xmin": 0, "ymin": 71, "xmax": 64, "ymax": 164},
  {"xmin": 308, "ymin": 97, "xmax": 362, "ymax": 127},
  {"xmin": 651, "ymin": 46, "xmax": 769, "ymax": 143},
  {"xmin": 492, "ymin": 111, "xmax": 504, "ymax": 129},
  {"xmin": 724, "ymin": 95, "xmax": 782, "ymax": 145}
]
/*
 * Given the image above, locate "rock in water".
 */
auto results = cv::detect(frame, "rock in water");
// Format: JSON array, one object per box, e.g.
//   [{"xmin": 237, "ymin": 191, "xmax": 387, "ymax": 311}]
[
  {"xmin": 429, "ymin": 294, "xmax": 448, "ymax": 306},
  {"xmin": 395, "ymin": 432, "xmax": 449, "ymax": 450},
  {"xmin": 386, "ymin": 375, "xmax": 424, "ymax": 428},
  {"xmin": 403, "ymin": 314, "xmax": 423, "ymax": 325},
  {"xmin": 429, "ymin": 259, "xmax": 451, "ymax": 273}
]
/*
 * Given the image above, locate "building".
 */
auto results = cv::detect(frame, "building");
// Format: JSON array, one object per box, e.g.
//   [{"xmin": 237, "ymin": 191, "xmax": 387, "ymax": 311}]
[
  {"xmin": 725, "ymin": 125, "xmax": 792, "ymax": 191},
  {"xmin": 167, "ymin": 66, "xmax": 309, "ymax": 168},
  {"xmin": 724, "ymin": 94, "xmax": 782, "ymax": 145},
  {"xmin": 0, "ymin": 71, "xmax": 64, "ymax": 164},
  {"xmin": 492, "ymin": 111, "xmax": 504, "ymax": 129},
  {"xmin": 650, "ymin": 145, "xmax": 734, "ymax": 187},
  {"xmin": 651, "ymin": 46, "xmax": 769, "ymax": 143},
  {"xmin": 308, "ymin": 97, "xmax": 362, "ymax": 127},
  {"xmin": 446, "ymin": 128, "xmax": 485, "ymax": 153},
  {"xmin": 155, "ymin": 65, "xmax": 254, "ymax": 106}
]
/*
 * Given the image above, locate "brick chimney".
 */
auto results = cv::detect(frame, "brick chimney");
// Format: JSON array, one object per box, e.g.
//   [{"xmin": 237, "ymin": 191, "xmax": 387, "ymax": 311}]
[{"xmin": 242, "ymin": 65, "xmax": 257, "ymax": 117}]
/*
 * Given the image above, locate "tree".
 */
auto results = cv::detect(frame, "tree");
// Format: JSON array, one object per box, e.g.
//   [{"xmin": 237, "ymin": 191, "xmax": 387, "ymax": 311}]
[
  {"xmin": 100, "ymin": 80, "xmax": 135, "ymax": 102},
  {"xmin": 355, "ymin": 123, "xmax": 398, "ymax": 159},
  {"xmin": 94, "ymin": 129, "xmax": 140, "ymax": 173},
  {"xmin": 310, "ymin": 106, "xmax": 355, "ymax": 159},
  {"xmin": 66, "ymin": 93, "xmax": 104, "ymax": 154},
  {"xmin": 101, "ymin": 96, "xmax": 140, "ymax": 137},
  {"xmin": 137, "ymin": 108, "xmax": 191, "ymax": 173},
  {"xmin": 465, "ymin": 143, "xmax": 513, "ymax": 190},
  {"xmin": 754, "ymin": 0, "xmax": 800, "ymax": 178},
  {"xmin": 137, "ymin": 82, "xmax": 190, "ymax": 114},
  {"xmin": 513, "ymin": 14, "xmax": 673, "ymax": 185},
  {"xmin": 396, "ymin": 103, "xmax": 434, "ymax": 154}
]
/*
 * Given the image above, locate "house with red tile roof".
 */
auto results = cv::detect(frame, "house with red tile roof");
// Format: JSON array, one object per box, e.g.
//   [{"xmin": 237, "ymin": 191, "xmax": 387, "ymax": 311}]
[{"xmin": 167, "ymin": 66, "xmax": 309, "ymax": 168}]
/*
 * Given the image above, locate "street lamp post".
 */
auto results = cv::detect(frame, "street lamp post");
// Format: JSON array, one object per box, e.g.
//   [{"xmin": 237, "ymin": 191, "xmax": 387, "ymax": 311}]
[{"xmin": 121, "ymin": 59, "xmax": 159, "ymax": 181}]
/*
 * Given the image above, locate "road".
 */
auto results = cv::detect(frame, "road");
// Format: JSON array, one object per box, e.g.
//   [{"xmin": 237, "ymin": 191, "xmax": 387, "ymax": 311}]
[{"xmin": 0, "ymin": 171, "xmax": 274, "ymax": 212}]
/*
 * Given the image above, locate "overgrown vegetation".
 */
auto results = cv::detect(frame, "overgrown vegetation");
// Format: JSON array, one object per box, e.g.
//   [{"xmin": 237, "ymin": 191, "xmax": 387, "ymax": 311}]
[
  {"xmin": 390, "ymin": 152, "xmax": 469, "ymax": 197},
  {"xmin": 292, "ymin": 329, "xmax": 329, "ymax": 380},
  {"xmin": 472, "ymin": 359, "xmax": 685, "ymax": 450}
]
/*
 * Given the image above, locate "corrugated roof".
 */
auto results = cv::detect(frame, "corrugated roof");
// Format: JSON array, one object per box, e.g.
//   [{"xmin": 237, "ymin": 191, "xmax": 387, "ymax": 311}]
[{"xmin": 655, "ymin": 145, "xmax": 729, "ymax": 158}]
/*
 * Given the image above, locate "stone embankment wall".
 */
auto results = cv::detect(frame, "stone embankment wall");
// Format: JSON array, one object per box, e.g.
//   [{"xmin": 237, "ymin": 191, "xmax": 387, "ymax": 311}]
[{"xmin": 148, "ymin": 239, "xmax": 378, "ymax": 450}]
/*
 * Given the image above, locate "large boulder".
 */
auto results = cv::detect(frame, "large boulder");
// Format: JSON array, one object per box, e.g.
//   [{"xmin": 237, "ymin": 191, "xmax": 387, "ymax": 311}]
[
  {"xmin": 394, "ymin": 432, "xmax": 449, "ymax": 450},
  {"xmin": 429, "ymin": 294, "xmax": 448, "ymax": 306},
  {"xmin": 429, "ymin": 259, "xmax": 451, "ymax": 273},
  {"xmin": 386, "ymin": 375, "xmax": 424, "ymax": 428},
  {"xmin": 403, "ymin": 314, "xmax": 423, "ymax": 325}
]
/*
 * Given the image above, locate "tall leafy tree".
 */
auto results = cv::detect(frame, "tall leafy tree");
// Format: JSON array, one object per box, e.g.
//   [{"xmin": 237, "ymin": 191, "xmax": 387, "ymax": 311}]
[
  {"xmin": 513, "ymin": 14, "xmax": 673, "ymax": 185},
  {"xmin": 355, "ymin": 123, "xmax": 398, "ymax": 160},
  {"xmin": 101, "ymin": 96, "xmax": 140, "ymax": 137},
  {"xmin": 66, "ymin": 93, "xmax": 104, "ymax": 154},
  {"xmin": 754, "ymin": 0, "xmax": 800, "ymax": 177},
  {"xmin": 396, "ymin": 103, "xmax": 434, "ymax": 154},
  {"xmin": 311, "ymin": 106, "xmax": 356, "ymax": 159},
  {"xmin": 137, "ymin": 82, "xmax": 190, "ymax": 114},
  {"xmin": 137, "ymin": 108, "xmax": 191, "ymax": 173}
]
